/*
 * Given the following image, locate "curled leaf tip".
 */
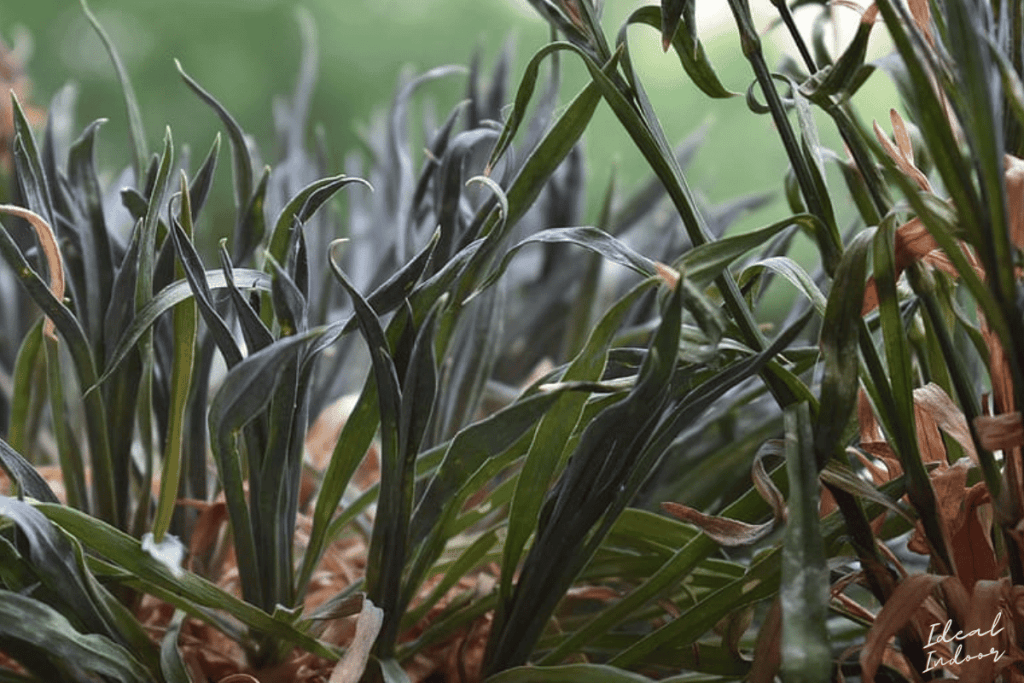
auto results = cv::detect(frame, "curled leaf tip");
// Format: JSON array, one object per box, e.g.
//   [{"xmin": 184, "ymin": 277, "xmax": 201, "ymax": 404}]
[{"xmin": 0, "ymin": 205, "xmax": 64, "ymax": 340}]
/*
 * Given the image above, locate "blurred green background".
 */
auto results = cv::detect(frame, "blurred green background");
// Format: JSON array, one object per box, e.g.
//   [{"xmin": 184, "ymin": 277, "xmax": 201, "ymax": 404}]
[{"xmin": 3, "ymin": 1, "xmax": 897, "ymax": 234}]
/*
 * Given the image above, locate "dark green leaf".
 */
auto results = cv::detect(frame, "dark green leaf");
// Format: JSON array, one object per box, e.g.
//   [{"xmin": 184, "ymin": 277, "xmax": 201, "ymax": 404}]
[
  {"xmin": 0, "ymin": 590, "xmax": 151, "ymax": 682},
  {"xmin": 175, "ymin": 58, "xmax": 254, "ymax": 213},
  {"xmin": 37, "ymin": 503, "xmax": 337, "ymax": 659},
  {"xmin": 187, "ymin": 134, "xmax": 221, "ymax": 222},
  {"xmin": 167, "ymin": 217, "xmax": 243, "ymax": 368},
  {"xmin": 0, "ymin": 439, "xmax": 59, "ymax": 504},
  {"xmin": 159, "ymin": 612, "xmax": 191, "ymax": 683},
  {"xmin": 267, "ymin": 175, "xmax": 372, "ymax": 268},
  {"xmin": 268, "ymin": 253, "xmax": 308, "ymax": 336},
  {"xmin": 632, "ymin": 6, "xmax": 736, "ymax": 99},
  {"xmin": 219, "ymin": 242, "xmax": 274, "ymax": 353},
  {"xmin": 780, "ymin": 404, "xmax": 831, "ymax": 683},
  {"xmin": 410, "ymin": 390, "xmax": 563, "ymax": 547},
  {"xmin": 472, "ymin": 226, "xmax": 657, "ymax": 300},
  {"xmin": 100, "ymin": 262, "xmax": 271, "ymax": 389},
  {"xmin": 677, "ymin": 214, "xmax": 819, "ymax": 288},
  {"xmin": 79, "ymin": 0, "xmax": 148, "ymax": 178},
  {"xmin": 814, "ymin": 228, "xmax": 874, "ymax": 466},
  {"xmin": 233, "ymin": 166, "xmax": 270, "ymax": 265}
]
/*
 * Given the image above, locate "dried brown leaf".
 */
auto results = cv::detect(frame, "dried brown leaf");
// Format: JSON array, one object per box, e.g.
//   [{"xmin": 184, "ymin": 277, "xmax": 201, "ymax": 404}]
[
  {"xmin": 890, "ymin": 109, "xmax": 915, "ymax": 165},
  {"xmin": 660, "ymin": 501, "xmax": 775, "ymax": 546},
  {"xmin": 1005, "ymin": 155, "xmax": 1024, "ymax": 250},
  {"xmin": 0, "ymin": 205, "xmax": 64, "ymax": 340},
  {"xmin": 914, "ymin": 383, "xmax": 979, "ymax": 463},
  {"xmin": 860, "ymin": 573, "xmax": 943, "ymax": 683},
  {"xmin": 752, "ymin": 445, "xmax": 786, "ymax": 522},
  {"xmin": 907, "ymin": 0, "xmax": 933, "ymax": 44},
  {"xmin": 564, "ymin": 585, "xmax": 621, "ymax": 601},
  {"xmin": 748, "ymin": 598, "xmax": 782, "ymax": 683},
  {"xmin": 859, "ymin": 389, "xmax": 884, "ymax": 444},
  {"xmin": 874, "ymin": 116, "xmax": 932, "ymax": 192},
  {"xmin": 654, "ymin": 261, "xmax": 680, "ymax": 289},
  {"xmin": 913, "ymin": 390, "xmax": 948, "ymax": 466},
  {"xmin": 328, "ymin": 598, "xmax": 384, "ymax": 683},
  {"xmin": 975, "ymin": 413, "xmax": 1024, "ymax": 452}
]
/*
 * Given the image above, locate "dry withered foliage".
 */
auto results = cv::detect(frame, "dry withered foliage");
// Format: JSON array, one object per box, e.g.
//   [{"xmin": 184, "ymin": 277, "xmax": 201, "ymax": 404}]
[
  {"xmin": 842, "ymin": 115, "xmax": 1024, "ymax": 677},
  {"xmin": 661, "ymin": 445, "xmax": 787, "ymax": 547}
]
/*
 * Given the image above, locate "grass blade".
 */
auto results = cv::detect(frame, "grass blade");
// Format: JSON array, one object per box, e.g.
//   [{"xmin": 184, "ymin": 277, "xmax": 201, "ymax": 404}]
[
  {"xmin": 0, "ymin": 438, "xmax": 59, "ymax": 504},
  {"xmin": 780, "ymin": 403, "xmax": 830, "ymax": 683},
  {"xmin": 36, "ymin": 502, "xmax": 337, "ymax": 659},
  {"xmin": 175, "ymin": 58, "xmax": 253, "ymax": 215},
  {"xmin": 207, "ymin": 327, "xmax": 326, "ymax": 607},
  {"xmin": 78, "ymin": 0, "xmax": 147, "ymax": 180},
  {"xmin": 151, "ymin": 175, "xmax": 198, "ymax": 543},
  {"xmin": 0, "ymin": 590, "xmax": 151, "ymax": 682}
]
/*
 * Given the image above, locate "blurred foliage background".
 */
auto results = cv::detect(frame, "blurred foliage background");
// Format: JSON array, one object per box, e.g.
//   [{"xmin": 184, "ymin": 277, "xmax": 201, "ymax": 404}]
[{"xmin": 3, "ymin": 0, "xmax": 897, "ymax": 240}]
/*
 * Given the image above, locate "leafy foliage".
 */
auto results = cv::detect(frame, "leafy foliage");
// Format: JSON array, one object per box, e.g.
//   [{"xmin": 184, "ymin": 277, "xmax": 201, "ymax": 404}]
[{"xmin": 4, "ymin": 0, "xmax": 1024, "ymax": 681}]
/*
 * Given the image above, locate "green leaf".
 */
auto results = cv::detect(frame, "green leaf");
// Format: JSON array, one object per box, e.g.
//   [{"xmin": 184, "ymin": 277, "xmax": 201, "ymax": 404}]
[
  {"xmin": 207, "ymin": 327, "xmax": 327, "ymax": 606},
  {"xmin": 814, "ymin": 228, "xmax": 874, "ymax": 466},
  {"xmin": 0, "ymin": 438, "xmax": 59, "ymax": 503},
  {"xmin": 0, "ymin": 590, "xmax": 151, "ymax": 683},
  {"xmin": 485, "ymin": 42, "xmax": 568, "ymax": 174},
  {"xmin": 400, "ymin": 529, "xmax": 498, "ymax": 631},
  {"xmin": 44, "ymin": 334, "xmax": 88, "ymax": 511},
  {"xmin": 818, "ymin": 460, "xmax": 914, "ymax": 524},
  {"xmin": 780, "ymin": 403, "xmax": 831, "ymax": 683},
  {"xmin": 482, "ymin": 44, "xmax": 605, "ymax": 242},
  {"xmin": 486, "ymin": 283, "xmax": 685, "ymax": 674},
  {"xmin": 219, "ymin": 241, "xmax": 275, "ymax": 353},
  {"xmin": 471, "ymin": 226, "xmax": 657, "ymax": 300},
  {"xmin": 501, "ymin": 280, "xmax": 655, "ymax": 605},
  {"xmin": 99, "ymin": 268, "xmax": 273, "ymax": 384},
  {"xmin": 134, "ymin": 128, "xmax": 173, "ymax": 313},
  {"xmin": 235, "ymin": 166, "xmax": 270, "ymax": 265},
  {"xmin": 267, "ymin": 253, "xmax": 308, "ymax": 336},
  {"xmin": 538, "ymin": 311, "xmax": 812, "ymax": 665},
  {"xmin": 67, "ymin": 118, "xmax": 115, "ymax": 345},
  {"xmin": 740, "ymin": 256, "xmax": 828, "ymax": 315},
  {"xmin": 801, "ymin": 11, "xmax": 876, "ymax": 103},
  {"xmin": 267, "ymin": 175, "xmax": 371, "ymax": 268},
  {"xmin": 152, "ymin": 175, "xmax": 199, "ymax": 543},
  {"xmin": 872, "ymin": 215, "xmax": 953, "ymax": 573},
  {"xmin": 631, "ymin": 6, "xmax": 736, "ymax": 99},
  {"xmin": 676, "ymin": 214, "xmax": 820, "ymax": 288},
  {"xmin": 159, "ymin": 612, "xmax": 191, "ymax": 683},
  {"xmin": 79, "ymin": 0, "xmax": 148, "ymax": 179},
  {"xmin": 7, "ymin": 319, "xmax": 44, "ymax": 457},
  {"xmin": 608, "ymin": 544, "xmax": 780, "ymax": 668},
  {"xmin": 0, "ymin": 497, "xmax": 131, "ymax": 648},
  {"xmin": 36, "ymin": 503, "xmax": 337, "ymax": 659},
  {"xmin": 10, "ymin": 94, "xmax": 54, "ymax": 225},
  {"xmin": 175, "ymin": 58, "xmax": 253, "ymax": 214},
  {"xmin": 0, "ymin": 209, "xmax": 117, "ymax": 526},
  {"xmin": 659, "ymin": 0, "xmax": 692, "ymax": 53},
  {"xmin": 187, "ymin": 133, "xmax": 221, "ymax": 221},
  {"xmin": 409, "ymin": 390, "xmax": 563, "ymax": 546},
  {"xmin": 329, "ymin": 251, "xmax": 406, "ymax": 653}
]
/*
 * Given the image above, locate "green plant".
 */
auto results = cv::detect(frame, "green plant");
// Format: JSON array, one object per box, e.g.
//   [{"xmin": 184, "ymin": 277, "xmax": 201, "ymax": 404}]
[
  {"xmin": 8, "ymin": 0, "xmax": 1024, "ymax": 681},
  {"xmin": 2, "ymin": 1, "xmax": 778, "ymax": 679}
]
